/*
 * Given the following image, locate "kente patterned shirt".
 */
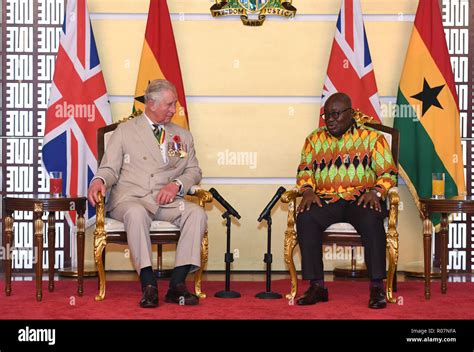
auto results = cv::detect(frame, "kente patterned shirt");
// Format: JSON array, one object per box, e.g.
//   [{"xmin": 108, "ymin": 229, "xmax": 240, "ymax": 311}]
[{"xmin": 297, "ymin": 123, "xmax": 398, "ymax": 203}]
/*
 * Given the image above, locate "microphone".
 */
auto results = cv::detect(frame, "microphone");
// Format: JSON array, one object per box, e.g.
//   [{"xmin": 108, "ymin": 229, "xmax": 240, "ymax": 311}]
[
  {"xmin": 257, "ymin": 186, "xmax": 286, "ymax": 222},
  {"xmin": 209, "ymin": 188, "xmax": 241, "ymax": 219}
]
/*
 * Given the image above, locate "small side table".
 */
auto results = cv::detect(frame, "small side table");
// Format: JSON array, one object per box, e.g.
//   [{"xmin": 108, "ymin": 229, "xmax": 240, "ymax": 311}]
[
  {"xmin": 419, "ymin": 196, "xmax": 474, "ymax": 299},
  {"xmin": 3, "ymin": 194, "xmax": 87, "ymax": 301}
]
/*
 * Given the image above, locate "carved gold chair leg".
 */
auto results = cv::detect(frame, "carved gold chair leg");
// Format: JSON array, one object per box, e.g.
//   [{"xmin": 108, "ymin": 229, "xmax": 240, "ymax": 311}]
[
  {"xmin": 285, "ymin": 229, "xmax": 298, "ymax": 300},
  {"xmin": 281, "ymin": 190, "xmax": 300, "ymax": 300},
  {"xmin": 386, "ymin": 189, "xmax": 400, "ymax": 303},
  {"xmin": 191, "ymin": 188, "xmax": 213, "ymax": 299},
  {"xmin": 194, "ymin": 231, "xmax": 209, "ymax": 299},
  {"xmin": 386, "ymin": 240, "xmax": 398, "ymax": 303},
  {"xmin": 94, "ymin": 193, "xmax": 107, "ymax": 301},
  {"xmin": 94, "ymin": 236, "xmax": 107, "ymax": 301}
]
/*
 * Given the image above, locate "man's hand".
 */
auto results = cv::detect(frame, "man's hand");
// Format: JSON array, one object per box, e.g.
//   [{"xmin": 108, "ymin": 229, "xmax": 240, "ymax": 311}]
[
  {"xmin": 88, "ymin": 179, "xmax": 106, "ymax": 207},
  {"xmin": 156, "ymin": 182, "xmax": 180, "ymax": 205},
  {"xmin": 356, "ymin": 191, "xmax": 381, "ymax": 212},
  {"xmin": 297, "ymin": 188, "xmax": 322, "ymax": 213}
]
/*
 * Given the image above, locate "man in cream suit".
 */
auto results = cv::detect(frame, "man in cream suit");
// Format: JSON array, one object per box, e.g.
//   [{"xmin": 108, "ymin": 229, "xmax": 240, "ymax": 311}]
[{"xmin": 88, "ymin": 79, "xmax": 206, "ymax": 308}]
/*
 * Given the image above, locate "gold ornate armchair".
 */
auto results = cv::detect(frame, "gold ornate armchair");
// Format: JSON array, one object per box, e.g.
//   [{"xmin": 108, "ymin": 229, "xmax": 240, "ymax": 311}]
[
  {"xmin": 93, "ymin": 112, "xmax": 213, "ymax": 301},
  {"xmin": 281, "ymin": 111, "xmax": 400, "ymax": 303}
]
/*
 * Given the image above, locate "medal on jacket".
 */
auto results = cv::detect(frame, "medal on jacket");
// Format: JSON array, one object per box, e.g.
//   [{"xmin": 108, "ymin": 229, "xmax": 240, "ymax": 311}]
[{"xmin": 168, "ymin": 134, "xmax": 187, "ymax": 158}]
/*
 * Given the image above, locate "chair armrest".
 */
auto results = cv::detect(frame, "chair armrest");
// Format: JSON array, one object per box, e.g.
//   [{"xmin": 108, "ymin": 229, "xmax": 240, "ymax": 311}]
[
  {"xmin": 387, "ymin": 187, "xmax": 400, "ymax": 208},
  {"xmin": 387, "ymin": 187, "xmax": 400, "ymax": 227},
  {"xmin": 281, "ymin": 189, "xmax": 300, "ymax": 204},
  {"xmin": 188, "ymin": 185, "xmax": 213, "ymax": 207},
  {"xmin": 387, "ymin": 186, "xmax": 399, "ymax": 196},
  {"xmin": 95, "ymin": 192, "xmax": 106, "ymax": 232}
]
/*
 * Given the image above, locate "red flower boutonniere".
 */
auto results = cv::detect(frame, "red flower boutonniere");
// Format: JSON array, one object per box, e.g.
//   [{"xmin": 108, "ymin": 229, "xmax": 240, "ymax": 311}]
[{"xmin": 173, "ymin": 135, "xmax": 181, "ymax": 143}]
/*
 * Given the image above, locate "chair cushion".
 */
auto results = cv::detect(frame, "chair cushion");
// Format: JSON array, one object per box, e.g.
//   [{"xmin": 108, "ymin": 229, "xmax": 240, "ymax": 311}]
[
  {"xmin": 105, "ymin": 218, "xmax": 179, "ymax": 232},
  {"xmin": 324, "ymin": 219, "xmax": 389, "ymax": 234},
  {"xmin": 325, "ymin": 223, "xmax": 356, "ymax": 233}
]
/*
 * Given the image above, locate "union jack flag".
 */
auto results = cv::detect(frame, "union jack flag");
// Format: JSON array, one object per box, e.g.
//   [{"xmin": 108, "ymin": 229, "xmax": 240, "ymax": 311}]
[
  {"xmin": 42, "ymin": 0, "xmax": 112, "ymax": 226},
  {"xmin": 321, "ymin": 0, "xmax": 381, "ymax": 125}
]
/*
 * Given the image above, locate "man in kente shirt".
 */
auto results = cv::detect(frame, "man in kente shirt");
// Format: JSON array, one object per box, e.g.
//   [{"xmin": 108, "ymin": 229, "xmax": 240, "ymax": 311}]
[{"xmin": 295, "ymin": 92, "xmax": 398, "ymax": 309}]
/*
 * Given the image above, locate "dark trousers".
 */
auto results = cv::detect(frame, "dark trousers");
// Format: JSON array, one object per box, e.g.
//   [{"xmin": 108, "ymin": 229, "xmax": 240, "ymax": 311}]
[{"xmin": 296, "ymin": 199, "xmax": 387, "ymax": 281}]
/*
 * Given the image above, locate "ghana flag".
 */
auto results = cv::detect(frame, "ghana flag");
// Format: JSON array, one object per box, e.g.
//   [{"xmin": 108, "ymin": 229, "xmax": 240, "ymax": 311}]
[
  {"xmin": 394, "ymin": 0, "xmax": 465, "ymax": 212},
  {"xmin": 133, "ymin": 0, "xmax": 189, "ymax": 129}
]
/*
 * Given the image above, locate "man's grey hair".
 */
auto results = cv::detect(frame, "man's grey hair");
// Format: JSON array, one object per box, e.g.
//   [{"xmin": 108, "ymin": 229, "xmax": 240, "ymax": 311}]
[{"xmin": 144, "ymin": 79, "xmax": 177, "ymax": 104}]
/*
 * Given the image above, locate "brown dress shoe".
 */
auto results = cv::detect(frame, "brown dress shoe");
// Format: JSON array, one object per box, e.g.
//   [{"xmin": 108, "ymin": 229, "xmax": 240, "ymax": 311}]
[
  {"xmin": 368, "ymin": 286, "xmax": 387, "ymax": 309},
  {"xmin": 165, "ymin": 283, "xmax": 199, "ymax": 305},
  {"xmin": 296, "ymin": 284, "xmax": 329, "ymax": 305},
  {"xmin": 140, "ymin": 285, "xmax": 158, "ymax": 308}
]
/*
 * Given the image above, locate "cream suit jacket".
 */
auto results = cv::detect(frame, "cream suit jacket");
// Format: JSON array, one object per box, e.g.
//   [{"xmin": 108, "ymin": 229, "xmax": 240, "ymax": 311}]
[{"xmin": 95, "ymin": 113, "xmax": 202, "ymax": 214}]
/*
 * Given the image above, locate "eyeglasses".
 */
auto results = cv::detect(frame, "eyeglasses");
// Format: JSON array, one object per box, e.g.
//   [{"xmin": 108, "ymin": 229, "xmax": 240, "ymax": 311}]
[{"xmin": 320, "ymin": 107, "xmax": 353, "ymax": 121}]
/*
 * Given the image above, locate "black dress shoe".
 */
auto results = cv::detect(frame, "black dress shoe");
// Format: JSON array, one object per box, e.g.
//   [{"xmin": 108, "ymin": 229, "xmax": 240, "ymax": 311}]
[
  {"xmin": 296, "ymin": 284, "xmax": 328, "ymax": 306},
  {"xmin": 165, "ymin": 283, "xmax": 199, "ymax": 305},
  {"xmin": 368, "ymin": 286, "xmax": 387, "ymax": 309},
  {"xmin": 140, "ymin": 285, "xmax": 158, "ymax": 308}
]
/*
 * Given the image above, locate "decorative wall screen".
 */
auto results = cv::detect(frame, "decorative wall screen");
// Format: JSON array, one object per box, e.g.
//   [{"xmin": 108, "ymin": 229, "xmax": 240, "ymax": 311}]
[
  {"xmin": 440, "ymin": 0, "xmax": 473, "ymax": 273},
  {"xmin": 1, "ymin": 0, "xmax": 70, "ymax": 272}
]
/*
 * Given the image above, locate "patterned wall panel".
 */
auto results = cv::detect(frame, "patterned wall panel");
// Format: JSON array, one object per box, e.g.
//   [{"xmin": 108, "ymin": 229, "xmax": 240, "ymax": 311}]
[
  {"xmin": 1, "ymin": 0, "xmax": 69, "ymax": 272},
  {"xmin": 440, "ymin": 0, "xmax": 472, "ymax": 273}
]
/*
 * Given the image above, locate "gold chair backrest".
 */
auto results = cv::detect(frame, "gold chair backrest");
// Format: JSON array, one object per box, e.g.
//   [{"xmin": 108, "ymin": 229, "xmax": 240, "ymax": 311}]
[{"xmin": 98, "ymin": 109, "xmax": 143, "ymax": 165}]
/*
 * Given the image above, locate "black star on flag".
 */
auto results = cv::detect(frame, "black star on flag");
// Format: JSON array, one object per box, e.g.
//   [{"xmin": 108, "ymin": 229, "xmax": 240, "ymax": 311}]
[
  {"xmin": 134, "ymin": 80, "xmax": 151, "ymax": 105},
  {"xmin": 410, "ymin": 78, "xmax": 445, "ymax": 116},
  {"xmin": 134, "ymin": 94, "xmax": 145, "ymax": 105}
]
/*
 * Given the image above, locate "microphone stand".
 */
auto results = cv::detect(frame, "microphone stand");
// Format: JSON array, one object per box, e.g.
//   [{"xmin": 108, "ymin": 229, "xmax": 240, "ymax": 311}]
[
  {"xmin": 215, "ymin": 211, "xmax": 241, "ymax": 298},
  {"xmin": 255, "ymin": 215, "xmax": 282, "ymax": 299}
]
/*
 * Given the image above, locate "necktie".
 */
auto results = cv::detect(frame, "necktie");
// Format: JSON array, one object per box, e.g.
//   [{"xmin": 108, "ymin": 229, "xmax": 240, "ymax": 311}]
[{"xmin": 153, "ymin": 124, "xmax": 165, "ymax": 145}]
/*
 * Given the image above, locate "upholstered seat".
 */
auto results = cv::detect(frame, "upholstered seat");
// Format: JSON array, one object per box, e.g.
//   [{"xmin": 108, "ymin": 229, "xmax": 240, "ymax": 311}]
[
  {"xmin": 325, "ymin": 223, "xmax": 357, "ymax": 233},
  {"xmin": 104, "ymin": 218, "xmax": 180, "ymax": 233}
]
